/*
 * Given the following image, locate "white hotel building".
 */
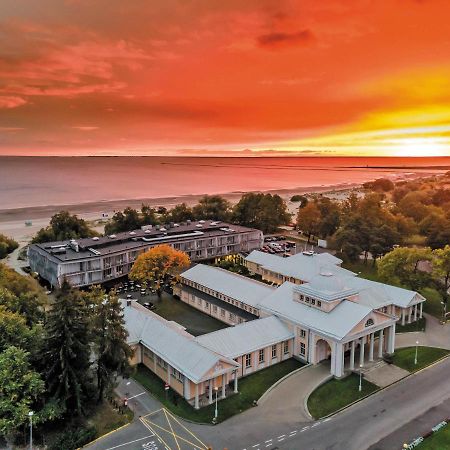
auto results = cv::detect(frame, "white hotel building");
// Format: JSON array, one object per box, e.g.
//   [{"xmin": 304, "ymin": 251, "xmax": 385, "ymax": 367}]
[{"xmin": 125, "ymin": 251, "xmax": 426, "ymax": 408}]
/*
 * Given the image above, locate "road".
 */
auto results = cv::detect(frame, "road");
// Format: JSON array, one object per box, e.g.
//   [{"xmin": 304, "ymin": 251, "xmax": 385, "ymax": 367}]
[{"xmin": 87, "ymin": 357, "xmax": 450, "ymax": 450}]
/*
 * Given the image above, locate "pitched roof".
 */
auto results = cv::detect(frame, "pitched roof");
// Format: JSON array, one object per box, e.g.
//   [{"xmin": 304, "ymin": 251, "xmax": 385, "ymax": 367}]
[
  {"xmin": 245, "ymin": 250, "xmax": 354, "ymax": 282},
  {"xmin": 195, "ymin": 316, "xmax": 294, "ymax": 359},
  {"xmin": 122, "ymin": 300, "xmax": 238, "ymax": 382},
  {"xmin": 180, "ymin": 264, "xmax": 275, "ymax": 308},
  {"xmin": 259, "ymin": 282, "xmax": 374, "ymax": 340}
]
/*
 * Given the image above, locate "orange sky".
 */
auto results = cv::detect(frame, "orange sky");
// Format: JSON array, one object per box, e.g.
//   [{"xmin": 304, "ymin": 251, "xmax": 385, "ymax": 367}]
[{"xmin": 1, "ymin": 0, "xmax": 450, "ymax": 156}]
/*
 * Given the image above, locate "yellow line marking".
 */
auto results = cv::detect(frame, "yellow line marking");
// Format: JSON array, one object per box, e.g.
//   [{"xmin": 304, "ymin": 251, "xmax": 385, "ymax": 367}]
[
  {"xmin": 164, "ymin": 409, "xmax": 209, "ymax": 449},
  {"xmin": 141, "ymin": 417, "xmax": 204, "ymax": 450},
  {"xmin": 140, "ymin": 417, "xmax": 172, "ymax": 450},
  {"xmin": 141, "ymin": 407, "xmax": 164, "ymax": 419},
  {"xmin": 164, "ymin": 409, "xmax": 181, "ymax": 450}
]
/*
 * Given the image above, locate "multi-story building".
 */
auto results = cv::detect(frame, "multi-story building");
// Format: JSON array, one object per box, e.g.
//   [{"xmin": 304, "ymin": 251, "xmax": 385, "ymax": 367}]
[{"xmin": 28, "ymin": 220, "xmax": 263, "ymax": 288}]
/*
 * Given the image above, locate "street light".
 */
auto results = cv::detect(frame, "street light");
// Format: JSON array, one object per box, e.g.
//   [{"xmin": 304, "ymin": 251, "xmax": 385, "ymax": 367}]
[
  {"xmin": 28, "ymin": 411, "xmax": 33, "ymax": 450},
  {"xmin": 414, "ymin": 340, "xmax": 419, "ymax": 365},
  {"xmin": 359, "ymin": 364, "xmax": 363, "ymax": 392},
  {"xmin": 441, "ymin": 301, "xmax": 447, "ymax": 322},
  {"xmin": 214, "ymin": 386, "xmax": 219, "ymax": 420}
]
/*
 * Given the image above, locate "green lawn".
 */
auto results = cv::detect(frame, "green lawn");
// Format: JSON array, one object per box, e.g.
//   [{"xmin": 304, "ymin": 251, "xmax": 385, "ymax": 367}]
[
  {"xmin": 396, "ymin": 317, "xmax": 426, "ymax": 333},
  {"xmin": 341, "ymin": 260, "xmax": 383, "ymax": 282},
  {"xmin": 417, "ymin": 423, "xmax": 450, "ymax": 449},
  {"xmin": 133, "ymin": 359, "xmax": 304, "ymax": 423},
  {"xmin": 420, "ymin": 287, "xmax": 445, "ymax": 320},
  {"xmin": 138, "ymin": 291, "xmax": 227, "ymax": 336},
  {"xmin": 392, "ymin": 346, "xmax": 449, "ymax": 373},
  {"xmin": 307, "ymin": 374, "xmax": 379, "ymax": 419}
]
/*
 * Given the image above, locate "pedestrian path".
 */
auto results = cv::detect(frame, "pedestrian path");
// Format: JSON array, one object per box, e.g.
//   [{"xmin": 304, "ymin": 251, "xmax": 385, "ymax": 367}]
[{"xmin": 396, "ymin": 313, "xmax": 450, "ymax": 350}]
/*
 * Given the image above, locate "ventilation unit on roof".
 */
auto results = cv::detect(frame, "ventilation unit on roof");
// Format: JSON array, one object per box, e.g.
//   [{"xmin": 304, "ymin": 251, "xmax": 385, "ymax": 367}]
[
  {"xmin": 196, "ymin": 224, "xmax": 203, "ymax": 228},
  {"xmin": 88, "ymin": 247, "xmax": 101, "ymax": 256},
  {"xmin": 186, "ymin": 220, "xmax": 191, "ymax": 225},
  {"xmin": 69, "ymin": 240, "xmax": 79, "ymax": 252},
  {"xmin": 199, "ymin": 220, "xmax": 205, "ymax": 223},
  {"xmin": 173, "ymin": 223, "xmax": 180, "ymax": 227},
  {"xmin": 144, "ymin": 229, "xmax": 151, "ymax": 234},
  {"xmin": 109, "ymin": 234, "xmax": 116, "ymax": 239},
  {"xmin": 302, "ymin": 251, "xmax": 314, "ymax": 256},
  {"xmin": 141, "ymin": 225, "xmax": 153, "ymax": 231},
  {"xmin": 160, "ymin": 227, "xmax": 167, "ymax": 231},
  {"xmin": 92, "ymin": 236, "xmax": 99, "ymax": 241},
  {"xmin": 129, "ymin": 231, "xmax": 136, "ymax": 235}
]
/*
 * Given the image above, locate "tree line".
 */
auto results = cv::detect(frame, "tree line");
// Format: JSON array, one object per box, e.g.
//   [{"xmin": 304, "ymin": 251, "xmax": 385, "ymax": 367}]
[{"xmin": 0, "ymin": 263, "xmax": 132, "ymax": 448}]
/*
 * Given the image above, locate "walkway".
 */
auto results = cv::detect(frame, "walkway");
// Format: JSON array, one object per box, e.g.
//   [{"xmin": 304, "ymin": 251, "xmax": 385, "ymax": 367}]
[{"xmin": 396, "ymin": 313, "xmax": 450, "ymax": 350}]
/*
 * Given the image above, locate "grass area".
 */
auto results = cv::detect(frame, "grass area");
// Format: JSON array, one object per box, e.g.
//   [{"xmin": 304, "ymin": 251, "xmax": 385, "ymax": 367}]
[
  {"xmin": 417, "ymin": 423, "xmax": 450, "ymax": 449},
  {"xmin": 86, "ymin": 400, "xmax": 133, "ymax": 437},
  {"xmin": 341, "ymin": 260, "xmax": 383, "ymax": 282},
  {"xmin": 133, "ymin": 359, "xmax": 304, "ymax": 423},
  {"xmin": 307, "ymin": 373, "xmax": 379, "ymax": 419},
  {"xmin": 392, "ymin": 346, "xmax": 449, "ymax": 373},
  {"xmin": 420, "ymin": 287, "xmax": 445, "ymax": 320},
  {"xmin": 396, "ymin": 317, "xmax": 426, "ymax": 333},
  {"xmin": 138, "ymin": 291, "xmax": 227, "ymax": 336}
]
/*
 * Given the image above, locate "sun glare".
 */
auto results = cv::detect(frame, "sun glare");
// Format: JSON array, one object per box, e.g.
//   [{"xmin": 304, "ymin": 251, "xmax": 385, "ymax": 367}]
[{"xmin": 393, "ymin": 138, "xmax": 448, "ymax": 157}]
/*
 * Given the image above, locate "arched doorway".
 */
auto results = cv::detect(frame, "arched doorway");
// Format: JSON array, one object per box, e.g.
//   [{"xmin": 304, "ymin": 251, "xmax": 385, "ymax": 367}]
[{"xmin": 315, "ymin": 339, "xmax": 332, "ymax": 363}]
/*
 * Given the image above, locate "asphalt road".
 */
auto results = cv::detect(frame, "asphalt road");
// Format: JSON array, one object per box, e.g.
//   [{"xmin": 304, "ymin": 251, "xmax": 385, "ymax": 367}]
[{"xmin": 87, "ymin": 357, "xmax": 450, "ymax": 450}]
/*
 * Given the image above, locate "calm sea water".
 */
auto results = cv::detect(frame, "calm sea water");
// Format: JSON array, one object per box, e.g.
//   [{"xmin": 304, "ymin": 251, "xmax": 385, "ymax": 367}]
[{"xmin": 0, "ymin": 156, "xmax": 448, "ymax": 210}]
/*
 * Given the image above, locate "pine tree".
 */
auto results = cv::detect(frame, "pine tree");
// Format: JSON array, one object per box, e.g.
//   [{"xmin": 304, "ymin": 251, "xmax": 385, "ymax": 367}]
[
  {"xmin": 43, "ymin": 280, "xmax": 93, "ymax": 416},
  {"xmin": 94, "ymin": 289, "xmax": 133, "ymax": 402}
]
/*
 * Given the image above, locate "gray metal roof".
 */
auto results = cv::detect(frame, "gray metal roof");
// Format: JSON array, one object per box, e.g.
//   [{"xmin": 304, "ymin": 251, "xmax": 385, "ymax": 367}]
[
  {"xmin": 295, "ymin": 273, "xmax": 358, "ymax": 301},
  {"xmin": 181, "ymin": 264, "xmax": 275, "ymax": 308},
  {"xmin": 195, "ymin": 316, "xmax": 294, "ymax": 359},
  {"xmin": 245, "ymin": 250, "xmax": 354, "ymax": 282},
  {"xmin": 259, "ymin": 282, "xmax": 375, "ymax": 341},
  {"xmin": 122, "ymin": 300, "xmax": 238, "ymax": 382}
]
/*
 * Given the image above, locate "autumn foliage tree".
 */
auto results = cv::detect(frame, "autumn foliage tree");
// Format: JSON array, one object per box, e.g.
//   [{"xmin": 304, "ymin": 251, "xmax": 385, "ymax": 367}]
[{"xmin": 129, "ymin": 245, "xmax": 190, "ymax": 296}]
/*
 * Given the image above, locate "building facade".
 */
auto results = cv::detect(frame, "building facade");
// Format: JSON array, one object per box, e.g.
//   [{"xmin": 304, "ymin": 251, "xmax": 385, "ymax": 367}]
[{"xmin": 28, "ymin": 220, "xmax": 263, "ymax": 287}]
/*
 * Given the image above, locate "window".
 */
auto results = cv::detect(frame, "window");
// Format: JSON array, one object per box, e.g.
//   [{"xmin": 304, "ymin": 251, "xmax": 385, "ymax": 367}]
[
  {"xmin": 311, "ymin": 298, "xmax": 316, "ymax": 305},
  {"xmin": 300, "ymin": 295, "xmax": 304, "ymax": 301},
  {"xmin": 258, "ymin": 349, "xmax": 265, "ymax": 363},
  {"xmin": 171, "ymin": 367, "xmax": 177, "ymax": 377},
  {"xmin": 245, "ymin": 353, "xmax": 252, "ymax": 368},
  {"xmin": 204, "ymin": 302, "xmax": 209, "ymax": 309},
  {"xmin": 283, "ymin": 341, "xmax": 289, "ymax": 354},
  {"xmin": 220, "ymin": 308, "xmax": 225, "ymax": 317},
  {"xmin": 300, "ymin": 329, "xmax": 306, "ymax": 338},
  {"xmin": 238, "ymin": 317, "xmax": 243, "ymax": 324},
  {"xmin": 271, "ymin": 344, "xmax": 277, "ymax": 359},
  {"xmin": 305, "ymin": 297, "xmax": 310, "ymax": 303},
  {"xmin": 317, "ymin": 301, "xmax": 322, "ymax": 308},
  {"xmin": 197, "ymin": 298, "xmax": 202, "ymax": 305},
  {"xmin": 229, "ymin": 313, "xmax": 235, "ymax": 322},
  {"xmin": 212, "ymin": 305, "xmax": 217, "ymax": 313},
  {"xmin": 300, "ymin": 343, "xmax": 306, "ymax": 355},
  {"xmin": 365, "ymin": 318, "xmax": 374, "ymax": 327}
]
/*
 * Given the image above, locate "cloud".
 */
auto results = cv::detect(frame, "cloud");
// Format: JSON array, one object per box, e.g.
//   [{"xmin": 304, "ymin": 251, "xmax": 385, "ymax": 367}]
[
  {"xmin": 0, "ymin": 96, "xmax": 27, "ymax": 109},
  {"xmin": 257, "ymin": 29, "xmax": 314, "ymax": 49},
  {"xmin": 71, "ymin": 126, "xmax": 99, "ymax": 131}
]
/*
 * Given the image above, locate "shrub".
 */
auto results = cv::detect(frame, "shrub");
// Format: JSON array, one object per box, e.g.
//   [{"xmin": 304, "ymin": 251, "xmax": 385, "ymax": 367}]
[{"xmin": 48, "ymin": 426, "xmax": 97, "ymax": 450}]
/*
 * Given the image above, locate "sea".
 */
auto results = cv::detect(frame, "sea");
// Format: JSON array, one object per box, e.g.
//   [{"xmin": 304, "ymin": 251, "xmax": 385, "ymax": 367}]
[{"xmin": 0, "ymin": 156, "xmax": 449, "ymax": 210}]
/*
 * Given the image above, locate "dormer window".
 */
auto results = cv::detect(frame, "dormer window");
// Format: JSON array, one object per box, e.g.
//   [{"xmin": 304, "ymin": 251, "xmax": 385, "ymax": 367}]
[
  {"xmin": 317, "ymin": 301, "xmax": 322, "ymax": 308},
  {"xmin": 305, "ymin": 297, "xmax": 310, "ymax": 303},
  {"xmin": 365, "ymin": 318, "xmax": 374, "ymax": 327},
  {"xmin": 311, "ymin": 299, "xmax": 316, "ymax": 305}
]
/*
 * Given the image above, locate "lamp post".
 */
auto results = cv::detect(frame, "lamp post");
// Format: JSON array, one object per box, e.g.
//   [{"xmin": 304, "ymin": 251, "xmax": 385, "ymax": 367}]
[
  {"xmin": 414, "ymin": 340, "xmax": 419, "ymax": 365},
  {"xmin": 214, "ymin": 386, "xmax": 219, "ymax": 420},
  {"xmin": 441, "ymin": 301, "xmax": 447, "ymax": 322},
  {"xmin": 358, "ymin": 364, "xmax": 363, "ymax": 392},
  {"xmin": 28, "ymin": 411, "xmax": 33, "ymax": 450}
]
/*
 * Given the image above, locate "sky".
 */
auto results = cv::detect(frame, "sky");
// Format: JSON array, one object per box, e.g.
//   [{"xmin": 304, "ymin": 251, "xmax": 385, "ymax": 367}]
[{"xmin": 1, "ymin": 0, "xmax": 450, "ymax": 157}]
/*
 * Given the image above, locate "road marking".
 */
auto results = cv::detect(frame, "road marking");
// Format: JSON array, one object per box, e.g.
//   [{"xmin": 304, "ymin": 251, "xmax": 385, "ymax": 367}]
[
  {"xmin": 311, "ymin": 422, "xmax": 321, "ymax": 428},
  {"xmin": 265, "ymin": 444, "xmax": 272, "ymax": 448},
  {"xmin": 264, "ymin": 439, "xmax": 272, "ymax": 443},
  {"xmin": 289, "ymin": 430, "xmax": 297, "ymax": 435},
  {"xmin": 163, "ymin": 409, "xmax": 181, "ymax": 450},
  {"xmin": 127, "ymin": 392, "xmax": 146, "ymax": 400},
  {"xmin": 104, "ymin": 435, "xmax": 156, "ymax": 450},
  {"xmin": 140, "ymin": 418, "xmax": 172, "ymax": 450},
  {"xmin": 278, "ymin": 437, "xmax": 285, "ymax": 442},
  {"xmin": 323, "ymin": 417, "xmax": 332, "ymax": 422},
  {"xmin": 252, "ymin": 445, "xmax": 260, "ymax": 448},
  {"xmin": 164, "ymin": 409, "xmax": 209, "ymax": 449},
  {"xmin": 300, "ymin": 426, "xmax": 309, "ymax": 432},
  {"xmin": 277, "ymin": 434, "xmax": 285, "ymax": 439}
]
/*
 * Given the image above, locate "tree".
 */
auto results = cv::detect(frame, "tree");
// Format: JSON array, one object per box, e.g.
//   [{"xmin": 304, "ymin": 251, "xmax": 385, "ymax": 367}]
[
  {"xmin": 363, "ymin": 178, "xmax": 395, "ymax": 192},
  {"xmin": 32, "ymin": 211, "xmax": 97, "ymax": 243},
  {"xmin": 129, "ymin": 245, "xmax": 190, "ymax": 297},
  {"xmin": 0, "ymin": 346, "xmax": 45, "ymax": 440},
  {"xmin": 290, "ymin": 195, "xmax": 308, "ymax": 208},
  {"xmin": 0, "ymin": 234, "xmax": 18, "ymax": 259},
  {"xmin": 0, "ymin": 306, "xmax": 37, "ymax": 354},
  {"xmin": 141, "ymin": 204, "xmax": 158, "ymax": 226},
  {"xmin": 43, "ymin": 280, "xmax": 93, "ymax": 416},
  {"xmin": 233, "ymin": 193, "xmax": 291, "ymax": 233},
  {"xmin": 433, "ymin": 245, "xmax": 450, "ymax": 300},
  {"xmin": 377, "ymin": 247, "xmax": 433, "ymax": 290},
  {"xmin": 89, "ymin": 287, "xmax": 133, "ymax": 402},
  {"xmin": 105, "ymin": 207, "xmax": 141, "ymax": 234},
  {"xmin": 425, "ymin": 216, "xmax": 450, "ymax": 249},
  {"xmin": 192, "ymin": 195, "xmax": 231, "ymax": 221},
  {"xmin": 296, "ymin": 202, "xmax": 321, "ymax": 242},
  {"xmin": 316, "ymin": 198, "xmax": 341, "ymax": 238},
  {"xmin": 166, "ymin": 203, "xmax": 194, "ymax": 223}
]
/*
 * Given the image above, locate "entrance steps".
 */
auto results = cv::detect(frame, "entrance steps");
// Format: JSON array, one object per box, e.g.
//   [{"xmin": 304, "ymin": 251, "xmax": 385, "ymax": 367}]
[{"xmin": 359, "ymin": 359, "xmax": 387, "ymax": 375}]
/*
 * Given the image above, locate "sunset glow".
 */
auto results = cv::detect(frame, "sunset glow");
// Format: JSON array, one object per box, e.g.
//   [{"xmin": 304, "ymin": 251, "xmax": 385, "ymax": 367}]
[{"xmin": 0, "ymin": 0, "xmax": 450, "ymax": 156}]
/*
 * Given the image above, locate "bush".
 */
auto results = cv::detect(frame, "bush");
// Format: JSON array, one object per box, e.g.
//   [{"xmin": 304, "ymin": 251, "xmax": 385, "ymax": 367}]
[
  {"xmin": 0, "ymin": 234, "xmax": 19, "ymax": 259},
  {"xmin": 48, "ymin": 426, "xmax": 97, "ymax": 450}
]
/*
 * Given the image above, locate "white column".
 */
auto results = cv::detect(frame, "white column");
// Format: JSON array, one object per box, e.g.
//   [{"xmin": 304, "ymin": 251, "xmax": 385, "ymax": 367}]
[
  {"xmin": 414, "ymin": 304, "xmax": 418, "ymax": 321},
  {"xmin": 359, "ymin": 337, "xmax": 365, "ymax": 367},
  {"xmin": 387, "ymin": 324, "xmax": 396, "ymax": 354},
  {"xmin": 234, "ymin": 373, "xmax": 238, "ymax": 393},
  {"xmin": 350, "ymin": 340, "xmax": 355, "ymax": 371},
  {"xmin": 194, "ymin": 384, "xmax": 199, "ymax": 410},
  {"xmin": 221, "ymin": 374, "xmax": 226, "ymax": 399},
  {"xmin": 420, "ymin": 302, "xmax": 423, "ymax": 319},
  {"xmin": 378, "ymin": 329, "xmax": 384, "ymax": 358},
  {"xmin": 308, "ymin": 332, "xmax": 316, "ymax": 364},
  {"xmin": 401, "ymin": 309, "xmax": 406, "ymax": 326},
  {"xmin": 333, "ymin": 342, "xmax": 344, "ymax": 377},
  {"xmin": 408, "ymin": 307, "xmax": 412, "ymax": 324},
  {"xmin": 208, "ymin": 380, "xmax": 213, "ymax": 405},
  {"xmin": 369, "ymin": 333, "xmax": 374, "ymax": 362}
]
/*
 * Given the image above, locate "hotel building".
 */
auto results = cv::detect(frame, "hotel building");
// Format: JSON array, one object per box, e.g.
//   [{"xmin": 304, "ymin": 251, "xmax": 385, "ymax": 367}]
[{"xmin": 28, "ymin": 220, "xmax": 263, "ymax": 288}]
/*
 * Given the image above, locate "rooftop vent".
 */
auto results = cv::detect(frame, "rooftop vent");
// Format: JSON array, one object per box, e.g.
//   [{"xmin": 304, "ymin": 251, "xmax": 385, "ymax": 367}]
[
  {"xmin": 196, "ymin": 224, "xmax": 203, "ymax": 228},
  {"xmin": 174, "ymin": 223, "xmax": 180, "ymax": 227},
  {"xmin": 187, "ymin": 220, "xmax": 191, "ymax": 225},
  {"xmin": 199, "ymin": 220, "xmax": 205, "ymax": 224},
  {"xmin": 109, "ymin": 234, "xmax": 116, "ymax": 239},
  {"xmin": 302, "ymin": 251, "xmax": 314, "ymax": 256},
  {"xmin": 129, "ymin": 231, "xmax": 136, "ymax": 235},
  {"xmin": 92, "ymin": 236, "xmax": 99, "ymax": 241},
  {"xmin": 160, "ymin": 227, "xmax": 167, "ymax": 231},
  {"xmin": 144, "ymin": 230, "xmax": 151, "ymax": 234}
]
